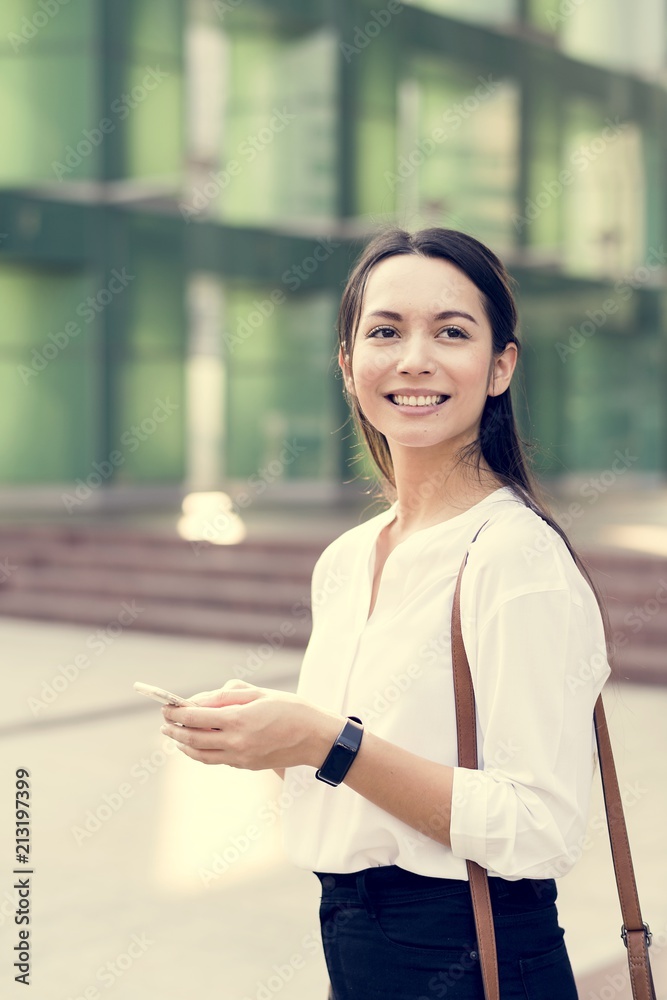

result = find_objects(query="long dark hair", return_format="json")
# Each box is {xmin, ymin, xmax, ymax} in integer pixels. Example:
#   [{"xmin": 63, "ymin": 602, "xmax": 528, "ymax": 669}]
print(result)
[{"xmin": 335, "ymin": 226, "xmax": 614, "ymax": 662}]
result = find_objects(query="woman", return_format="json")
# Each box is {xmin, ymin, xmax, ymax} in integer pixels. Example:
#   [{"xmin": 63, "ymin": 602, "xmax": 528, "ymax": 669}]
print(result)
[{"xmin": 160, "ymin": 227, "xmax": 613, "ymax": 999}]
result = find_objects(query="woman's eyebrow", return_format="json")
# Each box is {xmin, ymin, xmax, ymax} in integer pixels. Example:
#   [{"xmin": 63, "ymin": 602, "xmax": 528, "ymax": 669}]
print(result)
[{"xmin": 364, "ymin": 309, "xmax": 479, "ymax": 326}]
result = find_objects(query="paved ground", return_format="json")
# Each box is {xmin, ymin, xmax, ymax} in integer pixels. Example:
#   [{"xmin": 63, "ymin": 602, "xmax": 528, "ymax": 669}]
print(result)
[{"xmin": 1, "ymin": 615, "xmax": 666, "ymax": 1000}]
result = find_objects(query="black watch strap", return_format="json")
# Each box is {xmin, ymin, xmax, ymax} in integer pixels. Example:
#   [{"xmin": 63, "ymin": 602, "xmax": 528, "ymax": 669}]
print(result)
[{"xmin": 315, "ymin": 716, "xmax": 364, "ymax": 787}]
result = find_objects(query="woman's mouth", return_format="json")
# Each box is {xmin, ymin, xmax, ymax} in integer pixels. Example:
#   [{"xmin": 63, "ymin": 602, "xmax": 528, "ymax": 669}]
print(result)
[{"xmin": 385, "ymin": 393, "xmax": 450, "ymax": 410}]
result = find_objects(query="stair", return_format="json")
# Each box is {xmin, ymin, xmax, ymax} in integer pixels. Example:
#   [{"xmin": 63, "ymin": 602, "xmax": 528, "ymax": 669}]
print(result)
[
  {"xmin": 0, "ymin": 524, "xmax": 664, "ymax": 684},
  {"xmin": 584, "ymin": 549, "xmax": 667, "ymax": 685},
  {"xmin": 0, "ymin": 523, "xmax": 324, "ymax": 650}
]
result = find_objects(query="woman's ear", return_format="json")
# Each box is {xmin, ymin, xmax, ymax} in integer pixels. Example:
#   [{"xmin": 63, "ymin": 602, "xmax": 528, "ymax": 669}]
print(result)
[{"xmin": 488, "ymin": 341, "xmax": 518, "ymax": 397}]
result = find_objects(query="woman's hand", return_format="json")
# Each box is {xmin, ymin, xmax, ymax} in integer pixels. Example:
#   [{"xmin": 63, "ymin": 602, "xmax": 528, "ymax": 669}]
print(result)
[{"xmin": 160, "ymin": 679, "xmax": 345, "ymax": 771}]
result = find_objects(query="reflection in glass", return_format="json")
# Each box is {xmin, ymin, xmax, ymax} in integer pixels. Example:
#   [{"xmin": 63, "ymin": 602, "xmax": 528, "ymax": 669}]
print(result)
[
  {"xmin": 401, "ymin": 0, "xmax": 517, "ymax": 26},
  {"xmin": 396, "ymin": 55, "xmax": 519, "ymax": 252}
]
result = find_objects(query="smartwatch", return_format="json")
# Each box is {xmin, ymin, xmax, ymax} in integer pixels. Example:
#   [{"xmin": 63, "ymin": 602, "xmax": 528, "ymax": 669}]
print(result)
[{"xmin": 315, "ymin": 716, "xmax": 364, "ymax": 787}]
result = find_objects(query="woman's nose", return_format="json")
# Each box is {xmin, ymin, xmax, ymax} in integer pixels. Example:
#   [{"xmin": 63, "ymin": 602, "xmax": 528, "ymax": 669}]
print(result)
[{"xmin": 397, "ymin": 337, "xmax": 435, "ymax": 373}]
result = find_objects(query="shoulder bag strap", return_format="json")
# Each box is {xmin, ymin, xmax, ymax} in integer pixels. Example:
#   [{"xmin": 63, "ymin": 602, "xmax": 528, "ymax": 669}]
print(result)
[
  {"xmin": 451, "ymin": 527, "xmax": 657, "ymax": 1000},
  {"xmin": 451, "ymin": 522, "xmax": 499, "ymax": 1000},
  {"xmin": 593, "ymin": 698, "xmax": 657, "ymax": 998}
]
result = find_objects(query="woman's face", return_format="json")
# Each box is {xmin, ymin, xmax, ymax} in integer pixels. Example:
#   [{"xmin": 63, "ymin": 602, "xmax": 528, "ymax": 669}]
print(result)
[{"xmin": 338, "ymin": 253, "xmax": 517, "ymax": 456}]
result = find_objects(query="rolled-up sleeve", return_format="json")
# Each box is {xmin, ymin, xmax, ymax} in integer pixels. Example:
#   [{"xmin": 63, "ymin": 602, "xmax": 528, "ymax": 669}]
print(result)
[{"xmin": 448, "ymin": 585, "xmax": 611, "ymax": 880}]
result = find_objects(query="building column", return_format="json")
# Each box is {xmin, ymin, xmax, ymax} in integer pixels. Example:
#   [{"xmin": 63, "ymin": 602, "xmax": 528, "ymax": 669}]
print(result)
[{"xmin": 185, "ymin": 273, "xmax": 226, "ymax": 491}]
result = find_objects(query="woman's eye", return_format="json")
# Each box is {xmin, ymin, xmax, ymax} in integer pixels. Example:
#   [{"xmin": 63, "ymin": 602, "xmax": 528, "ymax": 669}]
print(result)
[
  {"xmin": 367, "ymin": 326, "xmax": 397, "ymax": 339},
  {"xmin": 366, "ymin": 326, "xmax": 469, "ymax": 340},
  {"xmin": 440, "ymin": 326, "xmax": 469, "ymax": 339}
]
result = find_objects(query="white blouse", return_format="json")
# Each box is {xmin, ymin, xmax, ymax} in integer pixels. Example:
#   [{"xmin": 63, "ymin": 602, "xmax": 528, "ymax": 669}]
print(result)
[{"xmin": 280, "ymin": 486, "xmax": 611, "ymax": 881}]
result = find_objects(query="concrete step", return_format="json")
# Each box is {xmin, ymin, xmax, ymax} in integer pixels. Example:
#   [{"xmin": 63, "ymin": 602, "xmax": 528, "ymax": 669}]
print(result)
[
  {"xmin": 4, "ymin": 563, "xmax": 312, "ymax": 613},
  {"xmin": 0, "ymin": 526, "xmax": 664, "ymax": 684},
  {"xmin": 0, "ymin": 523, "xmax": 319, "ymax": 647},
  {"xmin": 586, "ymin": 552, "xmax": 667, "ymax": 662},
  {"xmin": 0, "ymin": 535, "xmax": 320, "ymax": 581},
  {"xmin": 603, "ymin": 616, "xmax": 666, "ymax": 647},
  {"xmin": 0, "ymin": 589, "xmax": 312, "ymax": 648},
  {"xmin": 611, "ymin": 643, "xmax": 667, "ymax": 685}
]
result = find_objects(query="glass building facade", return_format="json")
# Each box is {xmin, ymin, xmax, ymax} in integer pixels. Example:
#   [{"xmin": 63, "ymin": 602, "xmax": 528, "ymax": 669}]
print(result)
[{"xmin": 0, "ymin": 0, "xmax": 665, "ymax": 509}]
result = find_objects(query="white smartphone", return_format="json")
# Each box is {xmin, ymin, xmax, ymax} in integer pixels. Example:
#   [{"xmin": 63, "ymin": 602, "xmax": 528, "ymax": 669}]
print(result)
[{"xmin": 133, "ymin": 681, "xmax": 195, "ymax": 707}]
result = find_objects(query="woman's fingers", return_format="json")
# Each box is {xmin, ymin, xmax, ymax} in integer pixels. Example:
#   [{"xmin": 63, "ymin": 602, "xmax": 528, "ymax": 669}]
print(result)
[
  {"xmin": 162, "ymin": 701, "xmax": 244, "ymax": 729},
  {"xmin": 186, "ymin": 687, "xmax": 219, "ymax": 702},
  {"xmin": 159, "ymin": 687, "xmax": 315, "ymax": 771},
  {"xmin": 187, "ymin": 681, "xmax": 262, "ymax": 709},
  {"xmin": 161, "ymin": 718, "xmax": 252, "ymax": 767},
  {"xmin": 173, "ymin": 744, "xmax": 229, "ymax": 766},
  {"xmin": 160, "ymin": 721, "xmax": 229, "ymax": 750}
]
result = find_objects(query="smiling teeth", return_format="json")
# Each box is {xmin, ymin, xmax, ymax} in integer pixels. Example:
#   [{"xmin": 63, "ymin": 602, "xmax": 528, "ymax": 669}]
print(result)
[{"xmin": 390, "ymin": 394, "xmax": 447, "ymax": 407}]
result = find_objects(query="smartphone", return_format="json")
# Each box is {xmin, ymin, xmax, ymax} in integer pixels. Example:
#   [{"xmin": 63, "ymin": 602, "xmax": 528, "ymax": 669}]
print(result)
[{"xmin": 133, "ymin": 681, "xmax": 195, "ymax": 707}]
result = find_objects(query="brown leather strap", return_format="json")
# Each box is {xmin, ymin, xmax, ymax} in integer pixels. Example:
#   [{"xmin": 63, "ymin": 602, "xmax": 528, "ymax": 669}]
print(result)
[
  {"xmin": 451, "ymin": 543, "xmax": 499, "ymax": 1000},
  {"xmin": 594, "ymin": 697, "xmax": 657, "ymax": 1000},
  {"xmin": 451, "ymin": 531, "xmax": 656, "ymax": 1000}
]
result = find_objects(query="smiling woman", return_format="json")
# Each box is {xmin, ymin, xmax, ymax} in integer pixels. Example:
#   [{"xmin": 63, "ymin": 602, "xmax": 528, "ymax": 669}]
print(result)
[
  {"xmin": 159, "ymin": 227, "xmax": 617, "ymax": 1000},
  {"xmin": 340, "ymin": 252, "xmax": 517, "ymax": 463},
  {"xmin": 336, "ymin": 230, "xmax": 523, "ymax": 514}
]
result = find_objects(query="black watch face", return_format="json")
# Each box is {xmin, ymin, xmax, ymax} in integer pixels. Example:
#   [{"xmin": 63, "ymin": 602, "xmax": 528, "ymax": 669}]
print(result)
[
  {"xmin": 319, "ymin": 746, "xmax": 355, "ymax": 785},
  {"xmin": 317, "ymin": 719, "xmax": 363, "ymax": 786}
]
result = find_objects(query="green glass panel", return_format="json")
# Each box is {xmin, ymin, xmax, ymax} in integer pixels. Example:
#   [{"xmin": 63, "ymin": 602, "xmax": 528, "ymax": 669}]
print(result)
[
  {"xmin": 222, "ymin": 27, "xmax": 278, "ymax": 220},
  {"xmin": 226, "ymin": 286, "xmax": 334, "ymax": 368},
  {"xmin": 0, "ymin": 357, "xmax": 97, "ymax": 484},
  {"xmin": 0, "ymin": 264, "xmax": 96, "ymax": 352},
  {"xmin": 516, "ymin": 287, "xmax": 577, "ymax": 475},
  {"xmin": 0, "ymin": 263, "xmax": 99, "ymax": 484},
  {"xmin": 400, "ymin": 53, "xmax": 519, "ymax": 251},
  {"xmin": 519, "ymin": 279, "xmax": 661, "ymax": 473},
  {"xmin": 519, "ymin": 82, "xmax": 563, "ymax": 253},
  {"xmin": 400, "ymin": 0, "xmax": 517, "ymax": 25},
  {"xmin": 226, "ymin": 372, "xmax": 337, "ymax": 481},
  {"xmin": 355, "ymin": 28, "xmax": 397, "ymax": 116},
  {"xmin": 526, "ymin": 0, "xmax": 560, "ymax": 33},
  {"xmin": 120, "ymin": 60, "xmax": 183, "ymax": 180},
  {"xmin": 0, "ymin": 0, "xmax": 96, "ymax": 48},
  {"xmin": 643, "ymin": 126, "xmax": 664, "ymax": 257},
  {"xmin": 216, "ymin": 23, "xmax": 337, "ymax": 224},
  {"xmin": 112, "ymin": 361, "xmax": 184, "ymax": 481},
  {"xmin": 121, "ymin": 252, "xmax": 184, "ymax": 356},
  {"xmin": 124, "ymin": 0, "xmax": 182, "ymax": 58},
  {"xmin": 114, "ymin": 230, "xmax": 184, "ymax": 486},
  {"xmin": 358, "ymin": 117, "xmax": 398, "ymax": 217},
  {"xmin": 559, "ymin": 0, "xmax": 664, "ymax": 76},
  {"xmin": 354, "ymin": 26, "xmax": 398, "ymax": 217},
  {"xmin": 563, "ymin": 328, "xmax": 663, "ymax": 472},
  {"xmin": 224, "ymin": 289, "xmax": 338, "ymax": 480},
  {"xmin": 0, "ymin": 54, "xmax": 97, "ymax": 183},
  {"xmin": 561, "ymin": 98, "xmax": 645, "ymax": 278}
]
